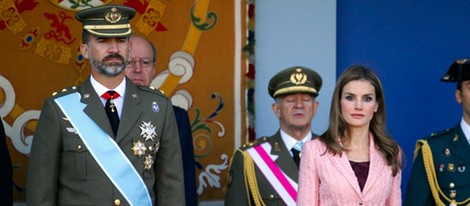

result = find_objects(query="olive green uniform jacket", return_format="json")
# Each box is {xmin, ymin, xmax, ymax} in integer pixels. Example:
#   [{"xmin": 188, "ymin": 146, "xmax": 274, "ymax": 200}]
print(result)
[
  {"xmin": 224, "ymin": 131, "xmax": 301, "ymax": 206},
  {"xmin": 405, "ymin": 124, "xmax": 470, "ymax": 206},
  {"xmin": 27, "ymin": 77, "xmax": 185, "ymax": 206}
]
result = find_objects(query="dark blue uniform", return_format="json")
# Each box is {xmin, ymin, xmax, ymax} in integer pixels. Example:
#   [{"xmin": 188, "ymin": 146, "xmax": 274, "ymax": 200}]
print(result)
[{"xmin": 405, "ymin": 124, "xmax": 470, "ymax": 205}]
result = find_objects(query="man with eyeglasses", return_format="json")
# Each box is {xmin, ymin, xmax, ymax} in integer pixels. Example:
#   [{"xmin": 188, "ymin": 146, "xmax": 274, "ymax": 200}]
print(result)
[
  {"xmin": 125, "ymin": 35, "xmax": 198, "ymax": 206},
  {"xmin": 125, "ymin": 36, "xmax": 156, "ymax": 87}
]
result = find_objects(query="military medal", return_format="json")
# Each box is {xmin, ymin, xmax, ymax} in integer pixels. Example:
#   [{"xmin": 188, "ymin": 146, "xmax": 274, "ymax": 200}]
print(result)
[
  {"xmin": 439, "ymin": 164, "xmax": 445, "ymax": 172},
  {"xmin": 131, "ymin": 140, "xmax": 147, "ymax": 157},
  {"xmin": 144, "ymin": 154, "xmax": 154, "ymax": 170},
  {"xmin": 448, "ymin": 163, "xmax": 455, "ymax": 172},
  {"xmin": 134, "ymin": 121, "xmax": 159, "ymax": 170},
  {"xmin": 449, "ymin": 189, "xmax": 457, "ymax": 199},
  {"xmin": 458, "ymin": 164, "xmax": 465, "ymax": 172},
  {"xmin": 148, "ymin": 141, "xmax": 160, "ymax": 154},
  {"xmin": 102, "ymin": 91, "xmax": 119, "ymax": 113},
  {"xmin": 444, "ymin": 148, "xmax": 451, "ymax": 157},
  {"xmin": 110, "ymin": 99, "xmax": 116, "ymax": 113},
  {"xmin": 139, "ymin": 121, "xmax": 157, "ymax": 141},
  {"xmin": 152, "ymin": 102, "xmax": 159, "ymax": 113}
]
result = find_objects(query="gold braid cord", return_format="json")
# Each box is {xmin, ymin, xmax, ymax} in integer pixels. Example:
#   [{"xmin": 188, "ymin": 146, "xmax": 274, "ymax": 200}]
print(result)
[
  {"xmin": 417, "ymin": 140, "xmax": 470, "ymax": 206},
  {"xmin": 243, "ymin": 150, "xmax": 265, "ymax": 206}
]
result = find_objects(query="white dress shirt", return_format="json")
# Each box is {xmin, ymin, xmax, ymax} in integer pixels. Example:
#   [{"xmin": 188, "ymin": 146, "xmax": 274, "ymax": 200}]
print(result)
[{"xmin": 90, "ymin": 75, "xmax": 126, "ymax": 118}]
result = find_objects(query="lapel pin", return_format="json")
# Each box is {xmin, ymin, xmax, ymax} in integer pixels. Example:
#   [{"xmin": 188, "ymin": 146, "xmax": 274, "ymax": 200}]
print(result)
[
  {"xmin": 444, "ymin": 148, "xmax": 451, "ymax": 157},
  {"xmin": 274, "ymin": 142, "xmax": 281, "ymax": 152},
  {"xmin": 152, "ymin": 102, "xmax": 159, "ymax": 113},
  {"xmin": 448, "ymin": 163, "xmax": 455, "ymax": 172}
]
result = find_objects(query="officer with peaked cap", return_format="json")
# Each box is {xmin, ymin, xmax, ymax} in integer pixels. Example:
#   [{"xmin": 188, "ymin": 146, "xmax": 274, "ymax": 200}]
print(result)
[
  {"xmin": 27, "ymin": 5, "xmax": 185, "ymax": 206},
  {"xmin": 268, "ymin": 66, "xmax": 322, "ymax": 98},
  {"xmin": 75, "ymin": 5, "xmax": 135, "ymax": 37},
  {"xmin": 406, "ymin": 58, "xmax": 470, "ymax": 206},
  {"xmin": 225, "ymin": 66, "xmax": 322, "ymax": 205}
]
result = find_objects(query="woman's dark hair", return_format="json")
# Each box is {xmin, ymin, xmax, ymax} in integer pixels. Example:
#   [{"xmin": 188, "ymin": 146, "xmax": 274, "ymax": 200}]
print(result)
[{"xmin": 321, "ymin": 65, "xmax": 403, "ymax": 176}]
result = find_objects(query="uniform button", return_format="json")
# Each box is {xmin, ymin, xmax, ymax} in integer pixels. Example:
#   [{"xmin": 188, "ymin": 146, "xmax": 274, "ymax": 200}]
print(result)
[
  {"xmin": 449, "ymin": 182, "xmax": 455, "ymax": 188},
  {"xmin": 77, "ymin": 144, "xmax": 82, "ymax": 150},
  {"xmin": 114, "ymin": 199, "xmax": 121, "ymax": 205},
  {"xmin": 269, "ymin": 194, "xmax": 274, "ymax": 199}
]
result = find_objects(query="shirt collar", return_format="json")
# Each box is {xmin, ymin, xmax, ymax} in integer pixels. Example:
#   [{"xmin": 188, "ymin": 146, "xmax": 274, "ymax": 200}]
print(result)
[
  {"xmin": 460, "ymin": 117, "xmax": 470, "ymax": 144},
  {"xmin": 280, "ymin": 129, "xmax": 312, "ymax": 150},
  {"xmin": 90, "ymin": 75, "xmax": 126, "ymax": 98}
]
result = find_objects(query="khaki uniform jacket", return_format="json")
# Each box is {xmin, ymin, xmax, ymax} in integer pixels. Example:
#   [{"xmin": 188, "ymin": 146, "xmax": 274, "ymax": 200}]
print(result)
[
  {"xmin": 224, "ymin": 131, "xmax": 300, "ymax": 206},
  {"xmin": 27, "ymin": 77, "xmax": 185, "ymax": 206}
]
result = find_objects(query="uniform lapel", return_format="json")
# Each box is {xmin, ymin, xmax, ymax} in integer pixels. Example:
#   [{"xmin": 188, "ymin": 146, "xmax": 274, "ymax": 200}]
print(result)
[
  {"xmin": 114, "ymin": 81, "xmax": 142, "ymax": 142},
  {"xmin": 449, "ymin": 125, "xmax": 470, "ymax": 164},
  {"xmin": 80, "ymin": 78, "xmax": 115, "ymax": 137},
  {"xmin": 270, "ymin": 132, "xmax": 299, "ymax": 182}
]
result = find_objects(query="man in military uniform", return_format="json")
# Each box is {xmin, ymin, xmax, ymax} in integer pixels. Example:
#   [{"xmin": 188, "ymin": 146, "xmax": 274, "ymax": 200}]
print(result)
[
  {"xmin": 26, "ymin": 5, "xmax": 185, "ymax": 206},
  {"xmin": 125, "ymin": 35, "xmax": 198, "ymax": 206},
  {"xmin": 224, "ymin": 66, "xmax": 322, "ymax": 206},
  {"xmin": 405, "ymin": 59, "xmax": 470, "ymax": 206}
]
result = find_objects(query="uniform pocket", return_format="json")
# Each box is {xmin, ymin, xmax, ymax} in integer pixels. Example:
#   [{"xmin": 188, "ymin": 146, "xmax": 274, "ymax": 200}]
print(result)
[{"xmin": 63, "ymin": 139, "xmax": 88, "ymax": 180}]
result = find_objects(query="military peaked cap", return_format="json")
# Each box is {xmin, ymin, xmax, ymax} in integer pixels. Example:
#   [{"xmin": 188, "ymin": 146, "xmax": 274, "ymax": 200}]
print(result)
[
  {"xmin": 76, "ymin": 5, "xmax": 135, "ymax": 37},
  {"xmin": 268, "ymin": 66, "xmax": 322, "ymax": 98}
]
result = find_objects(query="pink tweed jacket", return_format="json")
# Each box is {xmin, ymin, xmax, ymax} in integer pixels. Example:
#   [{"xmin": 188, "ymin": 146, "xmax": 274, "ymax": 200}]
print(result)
[{"xmin": 297, "ymin": 137, "xmax": 401, "ymax": 206}]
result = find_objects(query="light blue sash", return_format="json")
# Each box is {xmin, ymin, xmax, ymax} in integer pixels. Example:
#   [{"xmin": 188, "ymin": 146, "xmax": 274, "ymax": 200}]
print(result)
[{"xmin": 55, "ymin": 92, "xmax": 152, "ymax": 206}]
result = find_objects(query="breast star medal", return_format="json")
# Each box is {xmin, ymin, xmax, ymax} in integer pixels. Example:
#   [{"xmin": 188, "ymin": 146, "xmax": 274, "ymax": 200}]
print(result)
[
  {"xmin": 134, "ymin": 121, "xmax": 159, "ymax": 170},
  {"xmin": 131, "ymin": 140, "xmax": 147, "ymax": 157},
  {"xmin": 144, "ymin": 154, "xmax": 154, "ymax": 170},
  {"xmin": 139, "ymin": 121, "xmax": 157, "ymax": 141}
]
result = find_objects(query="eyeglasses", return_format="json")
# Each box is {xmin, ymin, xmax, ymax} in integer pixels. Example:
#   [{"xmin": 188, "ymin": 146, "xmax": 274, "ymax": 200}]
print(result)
[{"xmin": 126, "ymin": 58, "xmax": 154, "ymax": 68}]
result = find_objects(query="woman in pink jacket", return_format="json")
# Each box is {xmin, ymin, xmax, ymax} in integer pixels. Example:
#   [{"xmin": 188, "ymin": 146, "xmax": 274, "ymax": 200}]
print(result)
[{"xmin": 297, "ymin": 65, "xmax": 403, "ymax": 206}]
